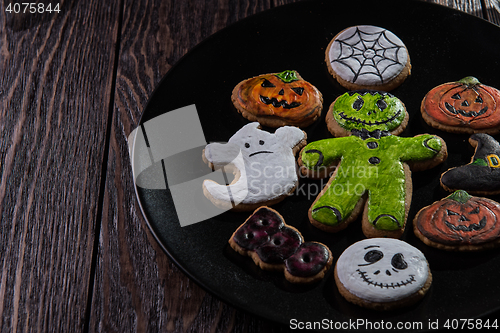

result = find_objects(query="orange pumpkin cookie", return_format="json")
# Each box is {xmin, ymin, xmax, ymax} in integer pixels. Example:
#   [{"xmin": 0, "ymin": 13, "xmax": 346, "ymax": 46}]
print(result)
[
  {"xmin": 231, "ymin": 70, "xmax": 323, "ymax": 128},
  {"xmin": 414, "ymin": 190, "xmax": 500, "ymax": 251},
  {"xmin": 421, "ymin": 77, "xmax": 500, "ymax": 134}
]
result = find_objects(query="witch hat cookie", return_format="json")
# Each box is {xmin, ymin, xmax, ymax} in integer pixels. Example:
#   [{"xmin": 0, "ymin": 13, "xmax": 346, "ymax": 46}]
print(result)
[{"xmin": 441, "ymin": 133, "xmax": 500, "ymax": 195}]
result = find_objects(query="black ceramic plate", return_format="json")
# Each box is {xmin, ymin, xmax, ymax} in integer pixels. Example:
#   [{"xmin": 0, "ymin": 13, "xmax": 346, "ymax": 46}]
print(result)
[{"xmin": 133, "ymin": 0, "xmax": 500, "ymax": 330}]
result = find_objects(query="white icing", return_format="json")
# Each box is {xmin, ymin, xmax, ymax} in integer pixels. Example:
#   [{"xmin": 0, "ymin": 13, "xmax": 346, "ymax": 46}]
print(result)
[
  {"xmin": 328, "ymin": 25, "xmax": 408, "ymax": 86},
  {"xmin": 203, "ymin": 122, "xmax": 305, "ymax": 205},
  {"xmin": 336, "ymin": 238, "xmax": 429, "ymax": 303}
]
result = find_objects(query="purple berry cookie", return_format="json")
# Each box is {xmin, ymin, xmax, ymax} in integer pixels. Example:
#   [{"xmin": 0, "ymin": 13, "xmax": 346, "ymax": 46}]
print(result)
[{"xmin": 229, "ymin": 206, "xmax": 333, "ymax": 284}]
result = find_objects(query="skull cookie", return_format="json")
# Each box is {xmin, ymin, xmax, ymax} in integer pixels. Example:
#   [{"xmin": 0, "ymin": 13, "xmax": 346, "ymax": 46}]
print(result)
[
  {"xmin": 335, "ymin": 238, "xmax": 432, "ymax": 310},
  {"xmin": 203, "ymin": 122, "xmax": 306, "ymax": 211}
]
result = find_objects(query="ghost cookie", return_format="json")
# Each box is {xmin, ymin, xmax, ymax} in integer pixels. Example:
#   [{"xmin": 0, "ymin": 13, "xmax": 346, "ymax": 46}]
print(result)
[
  {"xmin": 326, "ymin": 90, "xmax": 409, "ymax": 137},
  {"xmin": 421, "ymin": 77, "xmax": 500, "ymax": 134},
  {"xmin": 414, "ymin": 190, "xmax": 500, "ymax": 251},
  {"xmin": 335, "ymin": 238, "xmax": 432, "ymax": 310},
  {"xmin": 298, "ymin": 130, "xmax": 447, "ymax": 238},
  {"xmin": 203, "ymin": 122, "xmax": 306, "ymax": 211},
  {"xmin": 441, "ymin": 133, "xmax": 500, "ymax": 195},
  {"xmin": 231, "ymin": 70, "xmax": 323, "ymax": 128},
  {"xmin": 326, "ymin": 25, "xmax": 411, "ymax": 91},
  {"xmin": 229, "ymin": 206, "xmax": 333, "ymax": 284}
]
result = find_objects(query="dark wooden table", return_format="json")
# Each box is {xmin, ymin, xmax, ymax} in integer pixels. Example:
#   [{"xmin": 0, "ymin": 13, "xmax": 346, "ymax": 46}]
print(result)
[{"xmin": 1, "ymin": 0, "xmax": 499, "ymax": 332}]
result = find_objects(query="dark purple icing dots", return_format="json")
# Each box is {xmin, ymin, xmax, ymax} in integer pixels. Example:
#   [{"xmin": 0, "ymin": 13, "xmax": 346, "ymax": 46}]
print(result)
[
  {"xmin": 285, "ymin": 242, "xmax": 331, "ymax": 277},
  {"xmin": 230, "ymin": 207, "xmax": 332, "ymax": 283},
  {"xmin": 255, "ymin": 227, "xmax": 303, "ymax": 264},
  {"xmin": 232, "ymin": 207, "xmax": 284, "ymax": 251},
  {"xmin": 245, "ymin": 206, "xmax": 285, "ymax": 231}
]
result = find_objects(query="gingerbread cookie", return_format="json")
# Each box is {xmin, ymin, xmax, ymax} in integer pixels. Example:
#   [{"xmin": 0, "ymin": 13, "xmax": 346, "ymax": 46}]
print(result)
[
  {"xmin": 203, "ymin": 122, "xmax": 306, "ymax": 211},
  {"xmin": 298, "ymin": 129, "xmax": 447, "ymax": 238},
  {"xmin": 421, "ymin": 77, "xmax": 500, "ymax": 134},
  {"xmin": 325, "ymin": 25, "xmax": 411, "ymax": 91},
  {"xmin": 229, "ymin": 206, "xmax": 333, "ymax": 284},
  {"xmin": 326, "ymin": 90, "xmax": 409, "ymax": 137},
  {"xmin": 414, "ymin": 190, "xmax": 500, "ymax": 251},
  {"xmin": 335, "ymin": 238, "xmax": 432, "ymax": 310},
  {"xmin": 441, "ymin": 133, "xmax": 500, "ymax": 195},
  {"xmin": 231, "ymin": 70, "xmax": 323, "ymax": 128}
]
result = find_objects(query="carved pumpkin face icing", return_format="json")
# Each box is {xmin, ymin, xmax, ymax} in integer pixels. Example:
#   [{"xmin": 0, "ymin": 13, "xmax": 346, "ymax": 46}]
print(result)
[
  {"xmin": 253, "ymin": 72, "xmax": 306, "ymax": 110},
  {"xmin": 414, "ymin": 190, "xmax": 500, "ymax": 249},
  {"xmin": 422, "ymin": 77, "xmax": 500, "ymax": 133},
  {"xmin": 232, "ymin": 70, "xmax": 323, "ymax": 127},
  {"xmin": 331, "ymin": 90, "xmax": 407, "ymax": 132}
]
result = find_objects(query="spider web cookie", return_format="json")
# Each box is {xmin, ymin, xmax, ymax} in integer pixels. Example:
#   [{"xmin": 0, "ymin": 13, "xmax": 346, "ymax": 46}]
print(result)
[{"xmin": 326, "ymin": 25, "xmax": 411, "ymax": 91}]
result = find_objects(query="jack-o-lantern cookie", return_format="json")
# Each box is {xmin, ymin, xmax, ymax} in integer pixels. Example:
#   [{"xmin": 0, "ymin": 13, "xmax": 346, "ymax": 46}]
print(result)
[
  {"xmin": 441, "ymin": 133, "xmax": 500, "ymax": 195},
  {"xmin": 203, "ymin": 122, "xmax": 306, "ymax": 211},
  {"xmin": 231, "ymin": 70, "xmax": 323, "ymax": 128},
  {"xmin": 335, "ymin": 238, "xmax": 432, "ymax": 310},
  {"xmin": 229, "ymin": 206, "xmax": 333, "ymax": 284},
  {"xmin": 414, "ymin": 190, "xmax": 500, "ymax": 251},
  {"xmin": 326, "ymin": 90, "xmax": 409, "ymax": 137},
  {"xmin": 421, "ymin": 77, "xmax": 500, "ymax": 134},
  {"xmin": 326, "ymin": 25, "xmax": 411, "ymax": 91}
]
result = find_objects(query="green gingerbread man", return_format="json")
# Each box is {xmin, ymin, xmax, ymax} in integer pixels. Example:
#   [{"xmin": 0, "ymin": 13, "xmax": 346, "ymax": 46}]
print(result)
[{"xmin": 299, "ymin": 90, "xmax": 448, "ymax": 238}]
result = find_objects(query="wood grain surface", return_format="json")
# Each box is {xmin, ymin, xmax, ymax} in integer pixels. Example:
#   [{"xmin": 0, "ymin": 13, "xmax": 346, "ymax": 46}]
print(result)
[
  {"xmin": 0, "ymin": 0, "xmax": 120, "ymax": 332},
  {"xmin": 88, "ymin": 1, "xmax": 288, "ymax": 332},
  {"xmin": 0, "ymin": 0, "xmax": 499, "ymax": 332}
]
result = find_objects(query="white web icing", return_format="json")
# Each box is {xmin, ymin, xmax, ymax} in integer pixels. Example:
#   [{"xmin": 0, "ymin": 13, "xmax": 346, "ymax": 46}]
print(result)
[
  {"xmin": 336, "ymin": 238, "xmax": 428, "ymax": 303},
  {"xmin": 328, "ymin": 25, "xmax": 408, "ymax": 86}
]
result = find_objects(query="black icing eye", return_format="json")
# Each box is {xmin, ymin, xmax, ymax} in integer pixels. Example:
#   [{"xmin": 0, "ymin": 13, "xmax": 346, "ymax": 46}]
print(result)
[
  {"xmin": 291, "ymin": 87, "xmax": 304, "ymax": 96},
  {"xmin": 376, "ymin": 99, "xmax": 387, "ymax": 111},
  {"xmin": 364, "ymin": 250, "xmax": 383, "ymax": 264},
  {"xmin": 447, "ymin": 209, "xmax": 460, "ymax": 216},
  {"xmin": 475, "ymin": 96, "xmax": 483, "ymax": 103},
  {"xmin": 469, "ymin": 207, "xmax": 480, "ymax": 214},
  {"xmin": 451, "ymin": 93, "xmax": 461, "ymax": 100},
  {"xmin": 261, "ymin": 79, "xmax": 276, "ymax": 88},
  {"xmin": 259, "ymin": 140, "xmax": 265, "ymax": 145},
  {"xmin": 353, "ymin": 97, "xmax": 364, "ymax": 111},
  {"xmin": 245, "ymin": 143, "xmax": 250, "ymax": 148},
  {"xmin": 391, "ymin": 253, "xmax": 408, "ymax": 270}
]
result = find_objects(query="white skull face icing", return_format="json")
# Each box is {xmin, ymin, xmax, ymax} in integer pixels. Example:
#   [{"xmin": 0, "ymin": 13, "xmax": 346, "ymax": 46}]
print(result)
[
  {"xmin": 336, "ymin": 238, "xmax": 429, "ymax": 303},
  {"xmin": 203, "ymin": 122, "xmax": 305, "ymax": 205}
]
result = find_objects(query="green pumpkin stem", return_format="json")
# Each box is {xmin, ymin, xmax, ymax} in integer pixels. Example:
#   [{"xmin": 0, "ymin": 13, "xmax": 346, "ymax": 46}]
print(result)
[
  {"xmin": 458, "ymin": 76, "xmax": 481, "ymax": 87},
  {"xmin": 275, "ymin": 70, "xmax": 299, "ymax": 83},
  {"xmin": 446, "ymin": 190, "xmax": 472, "ymax": 204}
]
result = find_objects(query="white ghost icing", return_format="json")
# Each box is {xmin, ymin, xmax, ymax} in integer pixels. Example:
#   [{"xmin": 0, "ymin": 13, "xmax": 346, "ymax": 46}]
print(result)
[
  {"xmin": 336, "ymin": 238, "xmax": 429, "ymax": 303},
  {"xmin": 203, "ymin": 122, "xmax": 305, "ymax": 206}
]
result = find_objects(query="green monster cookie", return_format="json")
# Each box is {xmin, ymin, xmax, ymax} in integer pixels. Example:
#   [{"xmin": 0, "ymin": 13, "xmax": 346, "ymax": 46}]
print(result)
[
  {"xmin": 299, "ymin": 128, "xmax": 447, "ymax": 238},
  {"xmin": 326, "ymin": 90, "xmax": 409, "ymax": 137}
]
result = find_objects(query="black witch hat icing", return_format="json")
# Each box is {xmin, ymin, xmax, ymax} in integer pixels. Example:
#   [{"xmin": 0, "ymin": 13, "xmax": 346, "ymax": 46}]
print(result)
[{"xmin": 441, "ymin": 133, "xmax": 500, "ymax": 194}]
